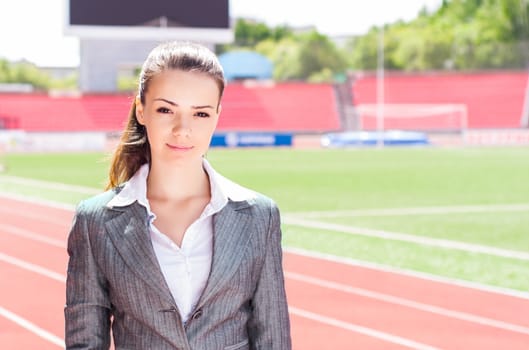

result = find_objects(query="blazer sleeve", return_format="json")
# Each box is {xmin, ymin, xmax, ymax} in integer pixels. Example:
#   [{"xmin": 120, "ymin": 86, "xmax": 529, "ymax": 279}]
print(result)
[
  {"xmin": 64, "ymin": 201, "xmax": 112, "ymax": 350},
  {"xmin": 247, "ymin": 200, "xmax": 292, "ymax": 349}
]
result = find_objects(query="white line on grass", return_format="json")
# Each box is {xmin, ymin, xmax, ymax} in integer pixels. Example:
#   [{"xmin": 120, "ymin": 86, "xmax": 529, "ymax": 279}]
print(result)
[
  {"xmin": 287, "ymin": 203, "xmax": 529, "ymax": 218},
  {"xmin": 284, "ymin": 246, "xmax": 529, "ymax": 300},
  {"xmin": 0, "ymin": 306, "xmax": 64, "ymax": 348},
  {"xmin": 283, "ymin": 216, "xmax": 529, "ymax": 261},
  {"xmin": 289, "ymin": 306, "xmax": 440, "ymax": 350},
  {"xmin": 3, "ymin": 175, "xmax": 529, "ymax": 219},
  {"xmin": 286, "ymin": 271, "xmax": 529, "ymax": 335},
  {"xmin": 0, "ymin": 175, "xmax": 100, "ymax": 195}
]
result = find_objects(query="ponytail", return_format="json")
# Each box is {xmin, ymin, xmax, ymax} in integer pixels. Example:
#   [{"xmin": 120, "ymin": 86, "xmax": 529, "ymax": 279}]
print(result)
[{"xmin": 105, "ymin": 101, "xmax": 150, "ymax": 190}]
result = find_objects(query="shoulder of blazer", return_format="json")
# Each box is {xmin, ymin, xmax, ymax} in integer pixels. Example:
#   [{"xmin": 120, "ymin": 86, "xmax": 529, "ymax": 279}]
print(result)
[
  {"xmin": 75, "ymin": 185, "xmax": 124, "ymax": 217},
  {"xmin": 75, "ymin": 179, "xmax": 279, "ymax": 220},
  {"xmin": 213, "ymin": 172, "xmax": 280, "ymax": 212}
]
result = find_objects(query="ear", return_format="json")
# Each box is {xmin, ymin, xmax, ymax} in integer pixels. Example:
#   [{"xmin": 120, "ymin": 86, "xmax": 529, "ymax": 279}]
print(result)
[
  {"xmin": 135, "ymin": 97, "xmax": 145, "ymax": 125},
  {"xmin": 216, "ymin": 104, "xmax": 222, "ymax": 116}
]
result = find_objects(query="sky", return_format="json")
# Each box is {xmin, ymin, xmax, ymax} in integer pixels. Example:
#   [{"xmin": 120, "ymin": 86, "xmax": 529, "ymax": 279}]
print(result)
[{"xmin": 0, "ymin": 0, "xmax": 442, "ymax": 67}]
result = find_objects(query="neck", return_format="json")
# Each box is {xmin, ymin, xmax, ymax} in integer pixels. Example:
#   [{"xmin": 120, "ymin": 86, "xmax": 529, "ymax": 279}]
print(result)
[{"xmin": 146, "ymin": 158, "xmax": 210, "ymax": 201}]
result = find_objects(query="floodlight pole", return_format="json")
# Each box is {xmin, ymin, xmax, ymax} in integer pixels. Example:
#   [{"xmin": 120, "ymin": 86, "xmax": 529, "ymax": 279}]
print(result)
[
  {"xmin": 521, "ymin": 64, "xmax": 529, "ymax": 128},
  {"xmin": 519, "ymin": 0, "xmax": 529, "ymax": 128},
  {"xmin": 376, "ymin": 25, "xmax": 385, "ymax": 147}
]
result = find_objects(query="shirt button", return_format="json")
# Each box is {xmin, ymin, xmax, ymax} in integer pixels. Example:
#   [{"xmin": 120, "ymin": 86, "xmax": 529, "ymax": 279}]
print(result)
[{"xmin": 192, "ymin": 309, "xmax": 203, "ymax": 320}]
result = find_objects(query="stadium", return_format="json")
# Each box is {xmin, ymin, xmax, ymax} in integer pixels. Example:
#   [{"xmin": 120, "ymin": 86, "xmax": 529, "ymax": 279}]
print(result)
[{"xmin": 0, "ymin": 0, "xmax": 528, "ymax": 349}]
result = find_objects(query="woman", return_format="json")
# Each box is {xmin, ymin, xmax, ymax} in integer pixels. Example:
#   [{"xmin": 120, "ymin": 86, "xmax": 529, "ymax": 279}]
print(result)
[{"xmin": 65, "ymin": 41, "xmax": 291, "ymax": 350}]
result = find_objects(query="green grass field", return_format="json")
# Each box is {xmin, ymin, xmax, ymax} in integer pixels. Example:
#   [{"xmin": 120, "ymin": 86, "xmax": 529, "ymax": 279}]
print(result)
[{"xmin": 1, "ymin": 147, "xmax": 529, "ymax": 292}]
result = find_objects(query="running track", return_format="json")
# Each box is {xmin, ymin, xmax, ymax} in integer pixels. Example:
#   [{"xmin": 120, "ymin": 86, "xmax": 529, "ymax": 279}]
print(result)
[{"xmin": 1, "ymin": 196, "xmax": 529, "ymax": 349}]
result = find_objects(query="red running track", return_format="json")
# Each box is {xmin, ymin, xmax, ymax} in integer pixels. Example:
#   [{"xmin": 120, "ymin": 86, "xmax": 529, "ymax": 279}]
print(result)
[{"xmin": 1, "ymin": 195, "xmax": 529, "ymax": 349}]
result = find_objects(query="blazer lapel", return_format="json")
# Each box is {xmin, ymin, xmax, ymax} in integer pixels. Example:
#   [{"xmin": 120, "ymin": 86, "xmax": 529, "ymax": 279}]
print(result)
[
  {"xmin": 105, "ymin": 202, "xmax": 174, "ymax": 303},
  {"xmin": 197, "ymin": 200, "xmax": 255, "ymax": 307}
]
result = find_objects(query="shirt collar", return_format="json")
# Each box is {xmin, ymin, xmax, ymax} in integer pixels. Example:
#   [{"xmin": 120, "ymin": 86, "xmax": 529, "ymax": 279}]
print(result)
[
  {"xmin": 106, "ymin": 162, "xmax": 151, "ymax": 210},
  {"xmin": 106, "ymin": 158, "xmax": 256, "ymax": 211}
]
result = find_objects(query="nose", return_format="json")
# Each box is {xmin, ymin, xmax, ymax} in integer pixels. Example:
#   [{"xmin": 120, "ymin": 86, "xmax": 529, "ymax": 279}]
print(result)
[{"xmin": 172, "ymin": 114, "xmax": 191, "ymax": 137}]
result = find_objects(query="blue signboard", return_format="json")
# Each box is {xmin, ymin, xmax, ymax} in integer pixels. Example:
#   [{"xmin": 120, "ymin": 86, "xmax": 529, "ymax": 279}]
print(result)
[
  {"xmin": 321, "ymin": 131, "xmax": 430, "ymax": 147},
  {"xmin": 210, "ymin": 132, "xmax": 293, "ymax": 147}
]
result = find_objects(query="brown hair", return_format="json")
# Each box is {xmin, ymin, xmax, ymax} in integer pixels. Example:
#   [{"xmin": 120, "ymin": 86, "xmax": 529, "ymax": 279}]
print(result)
[{"xmin": 106, "ymin": 41, "xmax": 226, "ymax": 190}]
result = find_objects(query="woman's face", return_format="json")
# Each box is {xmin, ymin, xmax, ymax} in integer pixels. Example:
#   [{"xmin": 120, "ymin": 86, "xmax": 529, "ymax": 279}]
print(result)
[{"xmin": 136, "ymin": 69, "xmax": 221, "ymax": 166}]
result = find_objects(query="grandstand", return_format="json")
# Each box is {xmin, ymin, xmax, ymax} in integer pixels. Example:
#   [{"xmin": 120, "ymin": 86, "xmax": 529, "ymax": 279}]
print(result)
[
  {"xmin": 0, "ymin": 71, "xmax": 527, "ymax": 145},
  {"xmin": 0, "ymin": 83, "xmax": 340, "ymax": 133},
  {"xmin": 220, "ymin": 82, "xmax": 340, "ymax": 132}
]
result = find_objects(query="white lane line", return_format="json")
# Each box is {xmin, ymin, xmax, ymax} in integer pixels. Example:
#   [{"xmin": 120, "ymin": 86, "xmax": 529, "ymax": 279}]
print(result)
[
  {"xmin": 289, "ymin": 306, "xmax": 439, "ymax": 350},
  {"xmin": 0, "ymin": 192, "xmax": 76, "ymax": 211},
  {"xmin": 0, "ymin": 247, "xmax": 524, "ymax": 349},
  {"xmin": 1, "ymin": 247, "xmax": 438, "ymax": 350},
  {"xmin": 286, "ymin": 271, "xmax": 529, "ymax": 336},
  {"xmin": 1, "ymin": 250, "xmax": 437, "ymax": 349},
  {"xmin": 0, "ymin": 224, "xmax": 66, "ymax": 248},
  {"xmin": 0, "ymin": 306, "xmax": 64, "ymax": 348},
  {"xmin": 0, "ymin": 207, "xmax": 72, "ymax": 226},
  {"xmin": 0, "ymin": 252, "xmax": 66, "ymax": 283},
  {"xmin": 0, "ymin": 175, "xmax": 100, "ymax": 195},
  {"xmin": 285, "ymin": 247, "xmax": 529, "ymax": 300},
  {"xmin": 283, "ymin": 217, "xmax": 529, "ymax": 261},
  {"xmin": 287, "ymin": 203, "xmax": 529, "ymax": 218}
]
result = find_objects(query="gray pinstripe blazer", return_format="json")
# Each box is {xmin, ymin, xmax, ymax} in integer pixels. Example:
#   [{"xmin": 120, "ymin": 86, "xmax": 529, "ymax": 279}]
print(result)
[{"xmin": 64, "ymin": 183, "xmax": 291, "ymax": 349}]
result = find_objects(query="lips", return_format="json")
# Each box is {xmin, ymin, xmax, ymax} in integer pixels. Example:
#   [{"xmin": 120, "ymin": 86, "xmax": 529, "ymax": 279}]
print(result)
[{"xmin": 166, "ymin": 143, "xmax": 194, "ymax": 150}]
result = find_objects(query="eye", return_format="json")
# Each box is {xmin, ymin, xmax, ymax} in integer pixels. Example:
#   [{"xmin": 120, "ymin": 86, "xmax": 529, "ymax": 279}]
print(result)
[
  {"xmin": 156, "ymin": 107, "xmax": 172, "ymax": 114},
  {"xmin": 195, "ymin": 111, "xmax": 210, "ymax": 118}
]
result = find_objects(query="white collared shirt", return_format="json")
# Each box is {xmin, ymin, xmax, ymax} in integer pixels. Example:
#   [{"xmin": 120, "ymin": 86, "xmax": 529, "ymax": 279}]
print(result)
[{"xmin": 107, "ymin": 159, "xmax": 252, "ymax": 323}]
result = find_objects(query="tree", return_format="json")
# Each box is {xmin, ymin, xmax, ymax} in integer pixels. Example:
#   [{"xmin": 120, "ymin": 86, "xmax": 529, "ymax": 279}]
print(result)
[
  {"xmin": 347, "ymin": 0, "xmax": 529, "ymax": 71},
  {"xmin": 0, "ymin": 58, "xmax": 77, "ymax": 91},
  {"xmin": 500, "ymin": 0, "xmax": 529, "ymax": 40},
  {"xmin": 297, "ymin": 31, "xmax": 348, "ymax": 80},
  {"xmin": 231, "ymin": 18, "xmax": 293, "ymax": 48},
  {"xmin": 0, "ymin": 60, "xmax": 50, "ymax": 89},
  {"xmin": 0, "ymin": 59, "xmax": 9, "ymax": 82},
  {"xmin": 345, "ymin": 28, "xmax": 380, "ymax": 71},
  {"xmin": 234, "ymin": 18, "xmax": 271, "ymax": 47},
  {"xmin": 245, "ymin": 23, "xmax": 347, "ymax": 81},
  {"xmin": 255, "ymin": 38, "xmax": 301, "ymax": 80}
]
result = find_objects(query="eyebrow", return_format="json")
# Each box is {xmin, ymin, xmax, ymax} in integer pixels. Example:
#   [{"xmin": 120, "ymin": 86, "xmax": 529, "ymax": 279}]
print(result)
[{"xmin": 154, "ymin": 98, "xmax": 215, "ymax": 109}]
